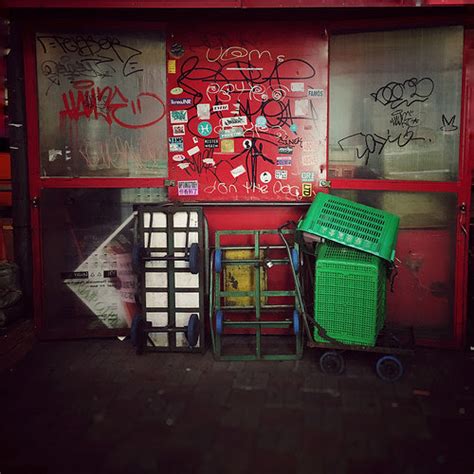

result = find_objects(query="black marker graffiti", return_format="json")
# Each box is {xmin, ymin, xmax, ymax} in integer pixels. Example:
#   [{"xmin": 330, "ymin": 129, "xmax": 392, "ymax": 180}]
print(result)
[
  {"xmin": 37, "ymin": 35, "xmax": 144, "ymax": 81},
  {"xmin": 389, "ymin": 109, "xmax": 420, "ymax": 129},
  {"xmin": 338, "ymin": 128, "xmax": 426, "ymax": 165},
  {"xmin": 440, "ymin": 114, "xmax": 458, "ymax": 132},
  {"xmin": 370, "ymin": 77, "xmax": 434, "ymax": 110}
]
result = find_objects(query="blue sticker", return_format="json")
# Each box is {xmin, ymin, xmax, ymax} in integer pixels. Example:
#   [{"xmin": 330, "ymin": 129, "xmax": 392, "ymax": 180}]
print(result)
[
  {"xmin": 256, "ymin": 116, "xmax": 267, "ymax": 128},
  {"xmin": 198, "ymin": 121, "xmax": 213, "ymax": 137},
  {"xmin": 290, "ymin": 123, "xmax": 298, "ymax": 133}
]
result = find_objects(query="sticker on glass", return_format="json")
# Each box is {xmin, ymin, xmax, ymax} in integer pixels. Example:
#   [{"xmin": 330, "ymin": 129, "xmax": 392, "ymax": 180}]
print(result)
[
  {"xmin": 275, "ymin": 170, "xmax": 288, "ymax": 180},
  {"xmin": 308, "ymin": 88, "xmax": 324, "ymax": 98},
  {"xmin": 170, "ymin": 110, "xmax": 188, "ymax": 124},
  {"xmin": 198, "ymin": 121, "xmax": 213, "ymax": 137},
  {"xmin": 187, "ymin": 145, "xmax": 200, "ymax": 156},
  {"xmin": 276, "ymin": 157, "xmax": 292, "ymax": 166},
  {"xmin": 197, "ymin": 103, "xmax": 211, "ymax": 120},
  {"xmin": 169, "ymin": 137, "xmax": 184, "ymax": 152},
  {"xmin": 301, "ymin": 172, "xmax": 315, "ymax": 182},
  {"xmin": 172, "ymin": 124, "xmax": 186, "ymax": 136},
  {"xmin": 260, "ymin": 171, "xmax": 272, "ymax": 184},
  {"xmin": 170, "ymin": 98, "xmax": 192, "ymax": 106},
  {"xmin": 178, "ymin": 181, "xmax": 198, "ymax": 196},
  {"xmin": 205, "ymin": 138, "xmax": 219, "ymax": 148},
  {"xmin": 221, "ymin": 139, "xmax": 234, "ymax": 153},
  {"xmin": 231, "ymin": 165, "xmax": 246, "ymax": 178}
]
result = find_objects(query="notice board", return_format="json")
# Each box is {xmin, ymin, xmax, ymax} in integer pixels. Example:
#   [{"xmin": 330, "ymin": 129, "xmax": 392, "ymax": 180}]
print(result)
[{"xmin": 167, "ymin": 23, "xmax": 328, "ymax": 201}]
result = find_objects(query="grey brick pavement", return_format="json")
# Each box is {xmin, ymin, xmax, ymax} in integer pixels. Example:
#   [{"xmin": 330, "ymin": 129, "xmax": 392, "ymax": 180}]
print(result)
[{"xmin": 0, "ymin": 337, "xmax": 473, "ymax": 474}]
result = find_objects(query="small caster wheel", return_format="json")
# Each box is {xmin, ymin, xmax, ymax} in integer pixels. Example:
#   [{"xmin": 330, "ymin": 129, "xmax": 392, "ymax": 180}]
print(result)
[
  {"xmin": 375, "ymin": 355, "xmax": 403, "ymax": 382},
  {"xmin": 320, "ymin": 351, "xmax": 345, "ymax": 375},
  {"xmin": 214, "ymin": 249, "xmax": 223, "ymax": 273},
  {"xmin": 185, "ymin": 313, "xmax": 200, "ymax": 347},
  {"xmin": 189, "ymin": 243, "xmax": 200, "ymax": 275},
  {"xmin": 131, "ymin": 314, "xmax": 142, "ymax": 347},
  {"xmin": 216, "ymin": 310, "xmax": 224, "ymax": 335},
  {"xmin": 293, "ymin": 309, "xmax": 300, "ymax": 335},
  {"xmin": 291, "ymin": 248, "xmax": 299, "ymax": 273}
]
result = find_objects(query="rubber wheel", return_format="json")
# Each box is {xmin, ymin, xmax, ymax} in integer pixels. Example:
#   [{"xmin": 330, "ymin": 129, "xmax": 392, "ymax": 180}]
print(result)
[
  {"xmin": 214, "ymin": 249, "xmax": 223, "ymax": 273},
  {"xmin": 293, "ymin": 309, "xmax": 300, "ymax": 335},
  {"xmin": 375, "ymin": 355, "xmax": 403, "ymax": 382},
  {"xmin": 320, "ymin": 351, "xmax": 345, "ymax": 375},
  {"xmin": 291, "ymin": 248, "xmax": 299, "ymax": 273},
  {"xmin": 186, "ymin": 313, "xmax": 200, "ymax": 347},
  {"xmin": 132, "ymin": 246, "xmax": 142, "ymax": 273},
  {"xmin": 189, "ymin": 243, "xmax": 200, "ymax": 275},
  {"xmin": 130, "ymin": 314, "xmax": 142, "ymax": 347},
  {"xmin": 216, "ymin": 310, "xmax": 224, "ymax": 335}
]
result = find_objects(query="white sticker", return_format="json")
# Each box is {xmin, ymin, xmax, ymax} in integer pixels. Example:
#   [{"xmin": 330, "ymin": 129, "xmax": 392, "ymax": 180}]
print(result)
[
  {"xmin": 222, "ymin": 116, "xmax": 248, "ymax": 127},
  {"xmin": 291, "ymin": 82, "xmax": 305, "ymax": 92},
  {"xmin": 48, "ymin": 149, "xmax": 62, "ymax": 162},
  {"xmin": 172, "ymin": 124, "xmax": 186, "ymax": 136},
  {"xmin": 275, "ymin": 170, "xmax": 288, "ymax": 180},
  {"xmin": 202, "ymin": 158, "xmax": 215, "ymax": 165},
  {"xmin": 170, "ymin": 110, "xmax": 188, "ymax": 124},
  {"xmin": 295, "ymin": 99, "xmax": 309, "ymax": 117},
  {"xmin": 178, "ymin": 163, "xmax": 190, "ymax": 169},
  {"xmin": 193, "ymin": 136, "xmax": 199, "ymax": 144},
  {"xmin": 187, "ymin": 145, "xmax": 200, "ymax": 156},
  {"xmin": 213, "ymin": 104, "xmax": 229, "ymax": 112},
  {"xmin": 260, "ymin": 171, "xmax": 272, "ymax": 184},
  {"xmin": 308, "ymin": 88, "xmax": 324, "ymax": 98},
  {"xmin": 172, "ymin": 154, "xmax": 186, "ymax": 162},
  {"xmin": 231, "ymin": 165, "xmax": 246, "ymax": 178},
  {"xmin": 197, "ymin": 103, "xmax": 211, "ymax": 120},
  {"xmin": 178, "ymin": 181, "xmax": 198, "ymax": 196}
]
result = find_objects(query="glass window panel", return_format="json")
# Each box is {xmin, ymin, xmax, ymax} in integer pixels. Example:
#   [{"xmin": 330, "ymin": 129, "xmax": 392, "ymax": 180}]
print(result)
[
  {"xmin": 329, "ymin": 27, "xmax": 463, "ymax": 181},
  {"xmin": 41, "ymin": 188, "xmax": 166, "ymax": 333},
  {"xmin": 36, "ymin": 32, "xmax": 167, "ymax": 177},
  {"xmin": 332, "ymin": 190, "xmax": 456, "ymax": 341}
]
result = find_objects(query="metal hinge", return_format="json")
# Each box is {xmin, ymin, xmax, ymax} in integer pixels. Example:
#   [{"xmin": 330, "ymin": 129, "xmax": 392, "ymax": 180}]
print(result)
[{"xmin": 32, "ymin": 196, "xmax": 40, "ymax": 208}]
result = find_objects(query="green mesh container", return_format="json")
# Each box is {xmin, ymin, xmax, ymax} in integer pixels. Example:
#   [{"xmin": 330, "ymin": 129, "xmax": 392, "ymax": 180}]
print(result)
[
  {"xmin": 297, "ymin": 193, "xmax": 400, "ymax": 262},
  {"xmin": 314, "ymin": 243, "xmax": 386, "ymax": 347}
]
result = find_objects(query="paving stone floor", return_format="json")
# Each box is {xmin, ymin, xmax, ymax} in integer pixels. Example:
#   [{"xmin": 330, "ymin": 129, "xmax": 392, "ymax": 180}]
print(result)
[{"xmin": 0, "ymin": 328, "xmax": 473, "ymax": 474}]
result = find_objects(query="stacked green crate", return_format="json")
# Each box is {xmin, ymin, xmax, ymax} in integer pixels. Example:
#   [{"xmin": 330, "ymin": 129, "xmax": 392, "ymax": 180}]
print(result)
[{"xmin": 314, "ymin": 243, "xmax": 386, "ymax": 346}]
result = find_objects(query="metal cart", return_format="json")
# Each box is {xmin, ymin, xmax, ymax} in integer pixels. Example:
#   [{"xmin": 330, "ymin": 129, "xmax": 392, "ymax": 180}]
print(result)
[{"xmin": 209, "ymin": 229, "xmax": 303, "ymax": 361}]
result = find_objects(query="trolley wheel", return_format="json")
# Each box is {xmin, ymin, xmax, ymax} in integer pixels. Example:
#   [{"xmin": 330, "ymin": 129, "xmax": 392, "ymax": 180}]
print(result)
[
  {"xmin": 131, "ymin": 315, "xmax": 145, "ymax": 355},
  {"xmin": 375, "ymin": 355, "xmax": 403, "ymax": 382},
  {"xmin": 186, "ymin": 313, "xmax": 200, "ymax": 347},
  {"xmin": 189, "ymin": 243, "xmax": 200, "ymax": 275},
  {"xmin": 130, "ymin": 314, "xmax": 142, "ymax": 347},
  {"xmin": 214, "ymin": 249, "xmax": 223, "ymax": 273},
  {"xmin": 293, "ymin": 309, "xmax": 300, "ymax": 335},
  {"xmin": 320, "ymin": 351, "xmax": 345, "ymax": 375},
  {"xmin": 291, "ymin": 248, "xmax": 299, "ymax": 273},
  {"xmin": 132, "ymin": 245, "xmax": 142, "ymax": 272},
  {"xmin": 216, "ymin": 310, "xmax": 224, "ymax": 335}
]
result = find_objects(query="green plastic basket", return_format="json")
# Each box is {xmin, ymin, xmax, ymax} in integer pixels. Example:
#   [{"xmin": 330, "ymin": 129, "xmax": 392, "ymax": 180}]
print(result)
[
  {"xmin": 297, "ymin": 193, "xmax": 400, "ymax": 262},
  {"xmin": 314, "ymin": 243, "xmax": 386, "ymax": 347}
]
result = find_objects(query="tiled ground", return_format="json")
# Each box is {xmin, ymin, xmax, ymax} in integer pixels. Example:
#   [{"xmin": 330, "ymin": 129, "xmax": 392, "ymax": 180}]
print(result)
[{"xmin": 0, "ymin": 322, "xmax": 473, "ymax": 474}]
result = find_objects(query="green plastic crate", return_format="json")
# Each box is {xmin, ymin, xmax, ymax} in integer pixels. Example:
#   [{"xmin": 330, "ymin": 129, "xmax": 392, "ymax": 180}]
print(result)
[
  {"xmin": 297, "ymin": 193, "xmax": 400, "ymax": 262},
  {"xmin": 314, "ymin": 243, "xmax": 386, "ymax": 347}
]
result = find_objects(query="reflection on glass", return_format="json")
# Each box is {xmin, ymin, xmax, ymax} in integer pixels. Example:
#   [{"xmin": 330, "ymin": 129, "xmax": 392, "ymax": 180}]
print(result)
[
  {"xmin": 332, "ymin": 190, "xmax": 456, "ymax": 340},
  {"xmin": 36, "ymin": 32, "xmax": 167, "ymax": 177},
  {"xmin": 41, "ymin": 188, "xmax": 166, "ymax": 333},
  {"xmin": 329, "ymin": 27, "xmax": 463, "ymax": 181}
]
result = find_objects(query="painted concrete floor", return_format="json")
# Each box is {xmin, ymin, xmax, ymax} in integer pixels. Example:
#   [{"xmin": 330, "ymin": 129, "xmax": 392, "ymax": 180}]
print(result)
[{"xmin": 0, "ymin": 322, "xmax": 473, "ymax": 474}]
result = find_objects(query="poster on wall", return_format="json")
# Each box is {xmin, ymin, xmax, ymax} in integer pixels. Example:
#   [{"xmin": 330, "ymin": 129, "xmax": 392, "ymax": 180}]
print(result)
[
  {"xmin": 167, "ymin": 23, "xmax": 328, "ymax": 202},
  {"xmin": 35, "ymin": 32, "xmax": 168, "ymax": 177}
]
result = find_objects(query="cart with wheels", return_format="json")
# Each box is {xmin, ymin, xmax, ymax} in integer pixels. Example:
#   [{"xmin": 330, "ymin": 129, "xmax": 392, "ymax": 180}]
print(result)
[
  {"xmin": 308, "ymin": 325, "xmax": 415, "ymax": 382},
  {"xmin": 131, "ymin": 204, "xmax": 207, "ymax": 354},
  {"xmin": 209, "ymin": 228, "xmax": 303, "ymax": 361}
]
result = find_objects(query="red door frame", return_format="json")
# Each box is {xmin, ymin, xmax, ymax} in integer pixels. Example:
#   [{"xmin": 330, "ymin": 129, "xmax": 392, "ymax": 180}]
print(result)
[{"xmin": 21, "ymin": 10, "xmax": 473, "ymax": 346}]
